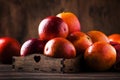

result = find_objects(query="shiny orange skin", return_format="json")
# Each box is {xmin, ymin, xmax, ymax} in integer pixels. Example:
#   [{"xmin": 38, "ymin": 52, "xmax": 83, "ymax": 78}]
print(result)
[
  {"xmin": 108, "ymin": 34, "xmax": 120, "ymax": 44},
  {"xmin": 87, "ymin": 30, "xmax": 109, "ymax": 43},
  {"xmin": 84, "ymin": 41, "xmax": 116, "ymax": 71},
  {"xmin": 0, "ymin": 37, "xmax": 21, "ymax": 64},
  {"xmin": 38, "ymin": 16, "xmax": 69, "ymax": 41},
  {"xmin": 44, "ymin": 37, "xmax": 76, "ymax": 59},
  {"xmin": 56, "ymin": 12, "xmax": 81, "ymax": 34},
  {"xmin": 67, "ymin": 31, "xmax": 93, "ymax": 55}
]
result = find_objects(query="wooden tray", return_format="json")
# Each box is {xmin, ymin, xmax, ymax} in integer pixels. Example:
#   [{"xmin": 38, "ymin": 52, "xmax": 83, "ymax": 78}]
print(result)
[{"xmin": 12, "ymin": 54, "xmax": 84, "ymax": 73}]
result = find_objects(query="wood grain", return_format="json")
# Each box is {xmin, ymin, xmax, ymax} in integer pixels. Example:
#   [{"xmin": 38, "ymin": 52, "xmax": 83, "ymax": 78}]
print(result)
[
  {"xmin": 12, "ymin": 54, "xmax": 85, "ymax": 73},
  {"xmin": 0, "ymin": 0, "xmax": 120, "ymax": 43},
  {"xmin": 13, "ymin": 54, "xmax": 63, "ymax": 73},
  {"xmin": 0, "ymin": 64, "xmax": 120, "ymax": 80}
]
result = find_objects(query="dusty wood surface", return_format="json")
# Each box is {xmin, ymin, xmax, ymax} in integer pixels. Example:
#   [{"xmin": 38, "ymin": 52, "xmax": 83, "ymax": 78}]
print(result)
[
  {"xmin": 0, "ymin": 65, "xmax": 120, "ymax": 80},
  {"xmin": 0, "ymin": 0, "xmax": 120, "ymax": 43},
  {"xmin": 0, "ymin": 72, "xmax": 120, "ymax": 80},
  {"xmin": 0, "ymin": 69, "xmax": 120, "ymax": 80}
]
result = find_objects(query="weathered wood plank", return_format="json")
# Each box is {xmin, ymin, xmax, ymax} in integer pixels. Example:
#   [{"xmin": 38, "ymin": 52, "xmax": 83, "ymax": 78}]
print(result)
[
  {"xmin": 13, "ymin": 54, "xmax": 63, "ymax": 72},
  {"xmin": 12, "ymin": 54, "xmax": 86, "ymax": 73},
  {"xmin": 0, "ymin": 0, "xmax": 120, "ymax": 43},
  {"xmin": 0, "ymin": 64, "xmax": 12, "ymax": 71},
  {"xmin": 63, "ymin": 54, "xmax": 84, "ymax": 73},
  {"xmin": 0, "ymin": 64, "xmax": 120, "ymax": 79},
  {"xmin": 0, "ymin": 71, "xmax": 120, "ymax": 80}
]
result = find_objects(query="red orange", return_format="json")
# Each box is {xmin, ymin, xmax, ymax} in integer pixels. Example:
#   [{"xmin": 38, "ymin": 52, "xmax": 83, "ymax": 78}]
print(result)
[{"xmin": 38, "ymin": 16, "xmax": 68, "ymax": 41}]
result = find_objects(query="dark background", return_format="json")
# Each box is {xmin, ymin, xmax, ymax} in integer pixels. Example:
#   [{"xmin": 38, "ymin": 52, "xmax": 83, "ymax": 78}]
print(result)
[{"xmin": 0, "ymin": 0, "xmax": 120, "ymax": 43}]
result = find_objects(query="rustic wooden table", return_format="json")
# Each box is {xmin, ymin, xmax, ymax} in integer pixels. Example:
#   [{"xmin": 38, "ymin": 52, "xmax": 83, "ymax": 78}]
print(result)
[{"xmin": 0, "ymin": 65, "xmax": 120, "ymax": 80}]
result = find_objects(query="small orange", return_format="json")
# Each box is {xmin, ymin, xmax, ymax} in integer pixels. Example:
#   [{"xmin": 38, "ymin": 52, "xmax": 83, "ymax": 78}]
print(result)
[
  {"xmin": 67, "ymin": 31, "xmax": 93, "ymax": 55},
  {"xmin": 87, "ymin": 30, "xmax": 109, "ymax": 43},
  {"xmin": 108, "ymin": 33, "xmax": 120, "ymax": 44},
  {"xmin": 56, "ymin": 12, "xmax": 81, "ymax": 34}
]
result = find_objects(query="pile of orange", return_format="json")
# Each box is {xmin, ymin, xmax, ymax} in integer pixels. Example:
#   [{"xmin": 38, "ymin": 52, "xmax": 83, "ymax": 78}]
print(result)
[
  {"xmin": 38, "ymin": 12, "xmax": 81, "ymax": 59},
  {"xmin": 21, "ymin": 12, "xmax": 120, "ymax": 72},
  {"xmin": 0, "ymin": 10, "xmax": 119, "ymax": 72}
]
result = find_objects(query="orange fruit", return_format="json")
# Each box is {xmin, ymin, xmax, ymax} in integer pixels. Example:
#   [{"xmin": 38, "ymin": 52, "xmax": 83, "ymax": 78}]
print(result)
[
  {"xmin": 84, "ymin": 41, "xmax": 116, "ymax": 71},
  {"xmin": 56, "ymin": 12, "xmax": 81, "ymax": 34},
  {"xmin": 44, "ymin": 37, "xmax": 76, "ymax": 59},
  {"xmin": 20, "ymin": 38, "xmax": 47, "ymax": 56},
  {"xmin": 87, "ymin": 30, "xmax": 109, "ymax": 43},
  {"xmin": 38, "ymin": 16, "xmax": 68, "ymax": 41},
  {"xmin": 110, "ymin": 41, "xmax": 120, "ymax": 71},
  {"xmin": 67, "ymin": 31, "xmax": 93, "ymax": 55},
  {"xmin": 0, "ymin": 37, "xmax": 21, "ymax": 64},
  {"xmin": 108, "ymin": 33, "xmax": 120, "ymax": 44}
]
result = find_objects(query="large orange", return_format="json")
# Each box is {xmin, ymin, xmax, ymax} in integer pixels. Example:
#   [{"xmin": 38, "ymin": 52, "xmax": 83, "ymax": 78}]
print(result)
[
  {"xmin": 87, "ymin": 30, "xmax": 109, "ymax": 43},
  {"xmin": 44, "ymin": 37, "xmax": 76, "ymax": 59},
  {"xmin": 0, "ymin": 37, "xmax": 21, "ymax": 64},
  {"xmin": 84, "ymin": 41, "xmax": 116, "ymax": 71},
  {"xmin": 56, "ymin": 12, "xmax": 81, "ymax": 34},
  {"xmin": 108, "ymin": 33, "xmax": 120, "ymax": 44}
]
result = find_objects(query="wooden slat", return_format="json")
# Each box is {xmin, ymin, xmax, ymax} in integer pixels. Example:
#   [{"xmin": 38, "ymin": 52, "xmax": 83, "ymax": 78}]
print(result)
[
  {"xmin": 63, "ymin": 54, "xmax": 84, "ymax": 73},
  {"xmin": 13, "ymin": 54, "xmax": 85, "ymax": 73},
  {"xmin": 0, "ymin": 64, "xmax": 120, "ymax": 80},
  {"xmin": 0, "ymin": 65, "xmax": 13, "ymax": 71},
  {"xmin": 13, "ymin": 54, "xmax": 63, "ymax": 73},
  {"xmin": 0, "ymin": 0, "xmax": 120, "ymax": 43},
  {"xmin": 0, "ymin": 72, "xmax": 120, "ymax": 80}
]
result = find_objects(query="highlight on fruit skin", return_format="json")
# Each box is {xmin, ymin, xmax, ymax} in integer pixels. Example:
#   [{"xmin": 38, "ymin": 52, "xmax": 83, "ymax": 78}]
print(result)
[
  {"xmin": 38, "ymin": 16, "xmax": 69, "ymax": 41},
  {"xmin": 0, "ymin": 37, "xmax": 21, "ymax": 64},
  {"xmin": 44, "ymin": 37, "xmax": 76, "ymax": 59},
  {"xmin": 20, "ymin": 38, "xmax": 47, "ymax": 56},
  {"xmin": 108, "ymin": 33, "xmax": 120, "ymax": 44},
  {"xmin": 56, "ymin": 12, "xmax": 81, "ymax": 34}
]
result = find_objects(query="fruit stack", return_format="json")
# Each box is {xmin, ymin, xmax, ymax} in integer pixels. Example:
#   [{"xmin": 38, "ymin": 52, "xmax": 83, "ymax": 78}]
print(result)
[{"xmin": 12, "ymin": 12, "xmax": 120, "ymax": 73}]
